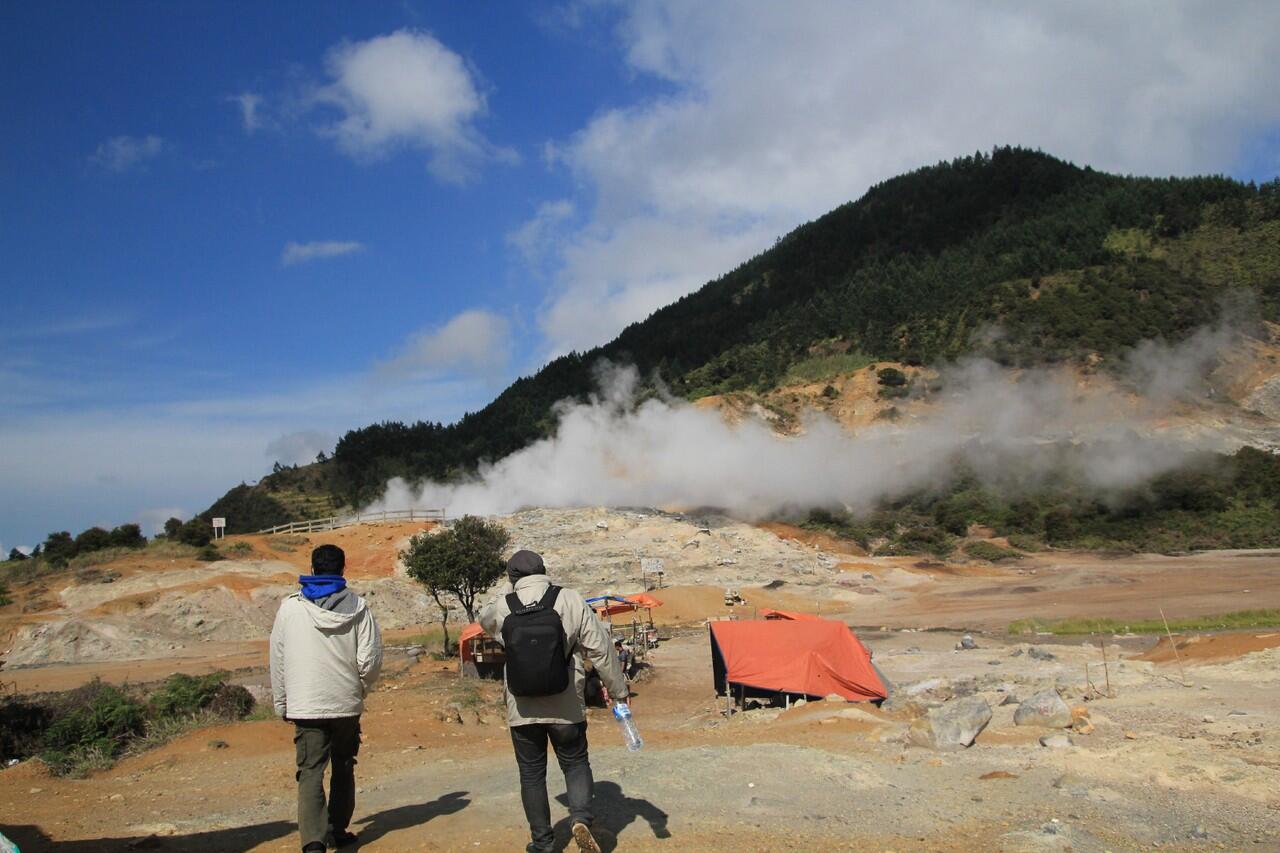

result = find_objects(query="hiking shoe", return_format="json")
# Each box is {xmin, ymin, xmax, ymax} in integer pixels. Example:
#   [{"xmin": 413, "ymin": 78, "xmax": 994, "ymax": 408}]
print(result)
[
  {"xmin": 326, "ymin": 829, "xmax": 358, "ymax": 849},
  {"xmin": 571, "ymin": 821, "xmax": 602, "ymax": 853},
  {"xmin": 303, "ymin": 844, "xmax": 326, "ymax": 853}
]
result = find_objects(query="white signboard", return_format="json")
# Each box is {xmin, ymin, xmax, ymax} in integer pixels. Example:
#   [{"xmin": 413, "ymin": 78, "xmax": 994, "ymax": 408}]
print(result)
[
  {"xmin": 212, "ymin": 517, "xmax": 226, "ymax": 540},
  {"xmin": 212, "ymin": 518, "xmax": 226, "ymax": 529},
  {"xmin": 641, "ymin": 557, "xmax": 664, "ymax": 574}
]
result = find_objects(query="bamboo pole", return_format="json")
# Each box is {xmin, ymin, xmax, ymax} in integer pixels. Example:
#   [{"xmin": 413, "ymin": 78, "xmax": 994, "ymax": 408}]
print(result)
[
  {"xmin": 1159, "ymin": 608, "xmax": 1189, "ymax": 686},
  {"xmin": 1099, "ymin": 638, "xmax": 1113, "ymax": 697}
]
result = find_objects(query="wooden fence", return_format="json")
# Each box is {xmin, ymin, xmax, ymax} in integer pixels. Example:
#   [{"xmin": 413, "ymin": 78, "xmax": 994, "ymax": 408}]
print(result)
[{"xmin": 255, "ymin": 508, "xmax": 446, "ymax": 536}]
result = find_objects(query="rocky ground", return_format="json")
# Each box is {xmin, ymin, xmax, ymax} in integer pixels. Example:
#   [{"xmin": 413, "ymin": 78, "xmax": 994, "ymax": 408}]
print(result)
[{"xmin": 2, "ymin": 508, "xmax": 1279, "ymax": 851}]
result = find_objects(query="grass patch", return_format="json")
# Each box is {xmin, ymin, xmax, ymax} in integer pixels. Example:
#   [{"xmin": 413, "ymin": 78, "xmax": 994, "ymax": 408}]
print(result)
[
  {"xmin": 266, "ymin": 535, "xmax": 309, "ymax": 554},
  {"xmin": 963, "ymin": 540, "xmax": 1024, "ymax": 562},
  {"xmin": 130, "ymin": 709, "xmax": 226, "ymax": 754},
  {"xmin": 0, "ymin": 580, "xmax": 10, "ymax": 606},
  {"xmin": 2, "ymin": 672, "xmax": 259, "ymax": 775},
  {"xmin": 1008, "ymin": 609, "xmax": 1280, "ymax": 636},
  {"xmin": 222, "ymin": 541, "xmax": 254, "ymax": 557},
  {"xmin": 783, "ymin": 351, "xmax": 876, "ymax": 384}
]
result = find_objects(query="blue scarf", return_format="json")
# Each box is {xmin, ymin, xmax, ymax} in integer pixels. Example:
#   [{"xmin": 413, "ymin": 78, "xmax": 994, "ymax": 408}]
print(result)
[{"xmin": 299, "ymin": 574, "xmax": 347, "ymax": 600}]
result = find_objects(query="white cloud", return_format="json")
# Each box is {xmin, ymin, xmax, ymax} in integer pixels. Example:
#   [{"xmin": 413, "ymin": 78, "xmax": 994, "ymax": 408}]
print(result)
[
  {"xmin": 266, "ymin": 430, "xmax": 336, "ymax": 466},
  {"xmin": 526, "ymin": 0, "xmax": 1280, "ymax": 353},
  {"xmin": 226, "ymin": 92, "xmax": 264, "ymax": 133},
  {"xmin": 507, "ymin": 199, "xmax": 575, "ymax": 265},
  {"xmin": 91, "ymin": 135, "xmax": 165, "ymax": 172},
  {"xmin": 280, "ymin": 240, "xmax": 366, "ymax": 266},
  {"xmin": 315, "ymin": 29, "xmax": 514, "ymax": 182},
  {"xmin": 380, "ymin": 310, "xmax": 512, "ymax": 379}
]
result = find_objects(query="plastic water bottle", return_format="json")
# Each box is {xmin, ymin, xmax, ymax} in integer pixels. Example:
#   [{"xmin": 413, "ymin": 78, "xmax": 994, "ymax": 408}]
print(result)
[{"xmin": 613, "ymin": 702, "xmax": 643, "ymax": 751}]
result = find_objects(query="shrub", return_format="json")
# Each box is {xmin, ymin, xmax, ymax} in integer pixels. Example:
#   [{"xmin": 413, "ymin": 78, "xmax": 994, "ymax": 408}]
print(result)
[
  {"xmin": 0, "ymin": 696, "xmax": 51, "ymax": 763},
  {"xmin": 196, "ymin": 545, "xmax": 222, "ymax": 562},
  {"xmin": 1005, "ymin": 533, "xmax": 1045, "ymax": 552},
  {"xmin": 39, "ymin": 680, "xmax": 146, "ymax": 774},
  {"xmin": 821, "ymin": 384, "xmax": 839, "ymax": 399},
  {"xmin": 223, "ymin": 541, "xmax": 253, "ymax": 557},
  {"xmin": 73, "ymin": 527, "xmax": 113, "ymax": 554},
  {"xmin": 876, "ymin": 367, "xmax": 907, "ymax": 387},
  {"xmin": 963, "ymin": 540, "xmax": 1023, "ymax": 562},
  {"xmin": 109, "ymin": 523, "xmax": 147, "ymax": 549},
  {"xmin": 149, "ymin": 672, "xmax": 230, "ymax": 718},
  {"xmin": 177, "ymin": 518, "xmax": 213, "ymax": 547},
  {"xmin": 0, "ymin": 579, "xmax": 10, "ymax": 607}
]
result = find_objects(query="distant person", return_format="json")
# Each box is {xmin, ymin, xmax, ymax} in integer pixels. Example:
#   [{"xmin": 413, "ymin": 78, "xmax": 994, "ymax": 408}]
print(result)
[
  {"xmin": 480, "ymin": 550, "xmax": 629, "ymax": 853},
  {"xmin": 614, "ymin": 639, "xmax": 633, "ymax": 681},
  {"xmin": 270, "ymin": 544, "xmax": 383, "ymax": 853}
]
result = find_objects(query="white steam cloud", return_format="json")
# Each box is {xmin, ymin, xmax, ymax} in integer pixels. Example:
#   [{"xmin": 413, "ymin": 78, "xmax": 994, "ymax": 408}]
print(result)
[{"xmin": 368, "ymin": 326, "xmax": 1245, "ymax": 520}]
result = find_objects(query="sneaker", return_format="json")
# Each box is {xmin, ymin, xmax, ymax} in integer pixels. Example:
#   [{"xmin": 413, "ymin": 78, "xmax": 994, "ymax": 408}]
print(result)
[
  {"xmin": 571, "ymin": 821, "xmax": 602, "ymax": 853},
  {"xmin": 327, "ymin": 829, "xmax": 358, "ymax": 849},
  {"xmin": 303, "ymin": 844, "xmax": 326, "ymax": 853}
]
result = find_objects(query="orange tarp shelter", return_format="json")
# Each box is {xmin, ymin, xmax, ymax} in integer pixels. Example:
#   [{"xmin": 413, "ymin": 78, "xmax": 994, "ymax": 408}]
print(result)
[
  {"xmin": 709, "ymin": 619, "xmax": 887, "ymax": 703},
  {"xmin": 758, "ymin": 608, "xmax": 824, "ymax": 621},
  {"xmin": 459, "ymin": 623, "xmax": 486, "ymax": 663}
]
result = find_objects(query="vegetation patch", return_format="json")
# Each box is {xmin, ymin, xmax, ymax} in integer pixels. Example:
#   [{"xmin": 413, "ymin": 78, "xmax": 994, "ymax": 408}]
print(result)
[
  {"xmin": 0, "ymin": 672, "xmax": 257, "ymax": 776},
  {"xmin": 963, "ymin": 541, "xmax": 1024, "ymax": 562},
  {"xmin": 784, "ymin": 351, "xmax": 876, "ymax": 384},
  {"xmin": 1008, "ymin": 609, "xmax": 1280, "ymax": 636}
]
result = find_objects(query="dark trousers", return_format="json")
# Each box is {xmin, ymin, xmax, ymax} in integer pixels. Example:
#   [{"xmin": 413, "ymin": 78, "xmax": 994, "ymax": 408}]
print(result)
[
  {"xmin": 510, "ymin": 721, "xmax": 593, "ymax": 851},
  {"xmin": 293, "ymin": 716, "xmax": 361, "ymax": 850}
]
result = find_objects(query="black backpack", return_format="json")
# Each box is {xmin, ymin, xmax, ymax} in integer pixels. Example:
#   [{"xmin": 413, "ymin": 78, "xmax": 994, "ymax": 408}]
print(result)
[{"xmin": 501, "ymin": 586, "xmax": 572, "ymax": 697}]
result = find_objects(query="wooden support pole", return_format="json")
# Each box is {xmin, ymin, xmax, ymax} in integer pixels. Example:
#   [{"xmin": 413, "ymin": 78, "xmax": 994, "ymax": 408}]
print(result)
[
  {"xmin": 1159, "ymin": 608, "xmax": 1189, "ymax": 686},
  {"xmin": 1099, "ymin": 638, "xmax": 1113, "ymax": 697}
]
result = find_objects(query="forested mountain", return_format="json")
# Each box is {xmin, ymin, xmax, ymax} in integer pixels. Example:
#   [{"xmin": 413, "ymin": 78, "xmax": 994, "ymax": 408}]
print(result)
[{"xmin": 204, "ymin": 147, "xmax": 1280, "ymax": 529}]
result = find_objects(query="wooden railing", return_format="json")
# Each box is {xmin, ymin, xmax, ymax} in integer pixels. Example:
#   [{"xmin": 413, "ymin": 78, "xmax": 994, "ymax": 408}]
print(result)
[{"xmin": 255, "ymin": 508, "xmax": 446, "ymax": 536}]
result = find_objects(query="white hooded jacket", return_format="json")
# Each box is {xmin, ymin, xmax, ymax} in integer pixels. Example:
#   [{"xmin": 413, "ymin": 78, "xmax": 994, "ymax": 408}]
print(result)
[{"xmin": 269, "ymin": 587, "xmax": 383, "ymax": 719}]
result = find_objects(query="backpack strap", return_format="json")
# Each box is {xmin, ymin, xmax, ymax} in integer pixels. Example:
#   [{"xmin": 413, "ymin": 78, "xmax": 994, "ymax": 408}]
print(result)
[
  {"xmin": 539, "ymin": 585, "xmax": 562, "ymax": 609},
  {"xmin": 505, "ymin": 591, "xmax": 527, "ymax": 614}
]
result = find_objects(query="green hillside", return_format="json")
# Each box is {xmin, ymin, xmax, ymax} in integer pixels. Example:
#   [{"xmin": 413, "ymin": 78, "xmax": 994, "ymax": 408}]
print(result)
[{"xmin": 205, "ymin": 147, "xmax": 1280, "ymax": 526}]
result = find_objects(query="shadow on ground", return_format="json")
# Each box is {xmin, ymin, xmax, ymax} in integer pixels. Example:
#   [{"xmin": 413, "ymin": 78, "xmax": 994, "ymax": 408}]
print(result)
[
  {"xmin": 3, "ymin": 790, "xmax": 472, "ymax": 852},
  {"xmin": 553, "ymin": 780, "xmax": 671, "ymax": 852}
]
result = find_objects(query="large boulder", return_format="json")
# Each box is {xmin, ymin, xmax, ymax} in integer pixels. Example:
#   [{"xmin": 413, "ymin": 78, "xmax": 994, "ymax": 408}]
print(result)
[
  {"xmin": 907, "ymin": 696, "xmax": 992, "ymax": 750},
  {"xmin": 1013, "ymin": 690, "xmax": 1072, "ymax": 728}
]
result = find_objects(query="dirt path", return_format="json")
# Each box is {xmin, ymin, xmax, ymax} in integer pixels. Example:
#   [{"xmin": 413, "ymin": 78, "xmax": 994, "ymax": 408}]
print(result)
[{"xmin": 4, "ymin": 628, "xmax": 1279, "ymax": 852}]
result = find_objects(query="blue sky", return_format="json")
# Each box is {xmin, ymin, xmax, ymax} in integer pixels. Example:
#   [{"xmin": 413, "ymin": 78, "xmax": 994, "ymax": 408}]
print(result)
[{"xmin": 3, "ymin": 1, "xmax": 1279, "ymax": 552}]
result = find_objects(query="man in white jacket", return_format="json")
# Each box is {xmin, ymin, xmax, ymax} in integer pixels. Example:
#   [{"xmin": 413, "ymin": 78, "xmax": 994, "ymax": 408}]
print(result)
[{"xmin": 270, "ymin": 544, "xmax": 382, "ymax": 853}]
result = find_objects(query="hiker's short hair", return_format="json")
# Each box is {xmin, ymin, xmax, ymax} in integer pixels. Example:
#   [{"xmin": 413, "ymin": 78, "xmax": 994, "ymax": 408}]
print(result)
[{"xmin": 311, "ymin": 544, "xmax": 345, "ymax": 574}]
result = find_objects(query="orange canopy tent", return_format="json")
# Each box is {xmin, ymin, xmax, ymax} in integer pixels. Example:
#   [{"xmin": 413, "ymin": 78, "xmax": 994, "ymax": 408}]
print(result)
[
  {"xmin": 709, "ymin": 619, "xmax": 887, "ymax": 703},
  {"xmin": 758, "ymin": 608, "xmax": 824, "ymax": 621},
  {"xmin": 587, "ymin": 593, "xmax": 663, "ymax": 618},
  {"xmin": 459, "ymin": 623, "xmax": 486, "ymax": 663}
]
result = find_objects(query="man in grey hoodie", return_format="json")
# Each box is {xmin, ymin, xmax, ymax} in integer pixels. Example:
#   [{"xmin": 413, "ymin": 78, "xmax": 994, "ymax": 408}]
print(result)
[
  {"xmin": 480, "ymin": 550, "xmax": 629, "ymax": 853},
  {"xmin": 270, "ymin": 544, "xmax": 382, "ymax": 853}
]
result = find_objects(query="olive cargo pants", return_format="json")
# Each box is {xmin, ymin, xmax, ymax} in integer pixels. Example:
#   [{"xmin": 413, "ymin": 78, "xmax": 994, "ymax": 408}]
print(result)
[{"xmin": 293, "ymin": 716, "xmax": 361, "ymax": 850}]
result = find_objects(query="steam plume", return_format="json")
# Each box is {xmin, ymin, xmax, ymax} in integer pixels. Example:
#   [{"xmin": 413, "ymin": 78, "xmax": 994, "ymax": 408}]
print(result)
[{"xmin": 369, "ymin": 324, "xmax": 1247, "ymax": 520}]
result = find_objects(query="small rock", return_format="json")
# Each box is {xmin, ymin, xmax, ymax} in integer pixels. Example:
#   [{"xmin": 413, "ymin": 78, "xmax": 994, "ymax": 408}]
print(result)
[
  {"xmin": 987, "ymin": 660, "xmax": 1002, "ymax": 666},
  {"xmin": 1227, "ymin": 709, "xmax": 1248, "ymax": 717},
  {"xmin": 207, "ymin": 739, "xmax": 229, "ymax": 750},
  {"xmin": 29, "ymin": 787, "xmax": 43, "ymax": 794},
  {"xmin": 1014, "ymin": 690, "xmax": 1073, "ymax": 728},
  {"xmin": 1010, "ymin": 648, "xmax": 1024, "ymax": 657},
  {"xmin": 1124, "ymin": 730, "xmax": 1137, "ymax": 740},
  {"xmin": 823, "ymin": 693, "xmax": 846, "ymax": 703},
  {"xmin": 1190, "ymin": 826, "xmax": 1209, "ymax": 840},
  {"xmin": 405, "ymin": 646, "xmax": 425, "ymax": 658},
  {"xmin": 1202, "ymin": 715, "xmax": 1216, "ymax": 724},
  {"xmin": 1039, "ymin": 733, "xmax": 1073, "ymax": 748},
  {"xmin": 110, "ymin": 793, "xmax": 125, "ymax": 801},
  {"xmin": 957, "ymin": 635, "xmax": 978, "ymax": 650},
  {"xmin": 999, "ymin": 693, "xmax": 1019, "ymax": 706},
  {"xmin": 1028, "ymin": 647, "xmax": 1057, "ymax": 661}
]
